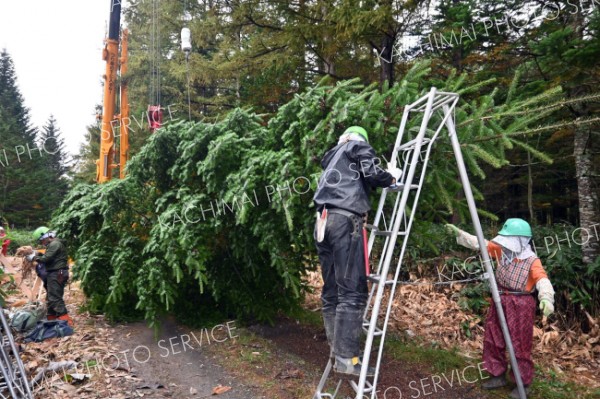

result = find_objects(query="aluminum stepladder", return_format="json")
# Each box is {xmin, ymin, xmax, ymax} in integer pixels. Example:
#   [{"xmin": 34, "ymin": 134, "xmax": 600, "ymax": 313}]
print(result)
[
  {"xmin": 313, "ymin": 87, "xmax": 527, "ymax": 399},
  {"xmin": 0, "ymin": 305, "xmax": 33, "ymax": 399}
]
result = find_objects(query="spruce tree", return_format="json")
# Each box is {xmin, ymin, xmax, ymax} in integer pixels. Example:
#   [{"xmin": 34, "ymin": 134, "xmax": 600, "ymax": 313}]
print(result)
[
  {"xmin": 0, "ymin": 49, "xmax": 47, "ymax": 227},
  {"xmin": 37, "ymin": 115, "xmax": 70, "ymax": 219}
]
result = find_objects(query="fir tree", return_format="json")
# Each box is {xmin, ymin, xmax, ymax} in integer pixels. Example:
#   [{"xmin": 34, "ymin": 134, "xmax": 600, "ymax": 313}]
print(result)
[
  {"xmin": 37, "ymin": 115, "xmax": 70, "ymax": 219},
  {"xmin": 0, "ymin": 49, "xmax": 47, "ymax": 227},
  {"xmin": 39, "ymin": 115, "xmax": 69, "ymax": 176}
]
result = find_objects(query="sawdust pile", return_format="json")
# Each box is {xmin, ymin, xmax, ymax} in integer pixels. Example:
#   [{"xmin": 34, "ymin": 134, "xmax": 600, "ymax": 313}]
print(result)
[{"xmin": 304, "ymin": 270, "xmax": 600, "ymax": 389}]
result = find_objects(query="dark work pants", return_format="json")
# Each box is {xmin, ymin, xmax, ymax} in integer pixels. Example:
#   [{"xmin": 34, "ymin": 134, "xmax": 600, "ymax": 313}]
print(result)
[
  {"xmin": 315, "ymin": 212, "xmax": 368, "ymax": 358},
  {"xmin": 46, "ymin": 269, "xmax": 69, "ymax": 316}
]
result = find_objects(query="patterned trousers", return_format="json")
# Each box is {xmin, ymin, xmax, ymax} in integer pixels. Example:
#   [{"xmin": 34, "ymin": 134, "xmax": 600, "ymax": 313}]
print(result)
[{"xmin": 483, "ymin": 294, "xmax": 536, "ymax": 385}]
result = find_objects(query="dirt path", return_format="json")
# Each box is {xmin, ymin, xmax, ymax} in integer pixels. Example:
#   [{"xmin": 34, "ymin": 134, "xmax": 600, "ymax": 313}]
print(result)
[
  {"xmin": 2, "ymin": 256, "xmax": 262, "ymax": 398},
  {"xmin": 112, "ymin": 317, "xmax": 263, "ymax": 399},
  {"xmin": 247, "ymin": 319, "xmax": 500, "ymax": 399}
]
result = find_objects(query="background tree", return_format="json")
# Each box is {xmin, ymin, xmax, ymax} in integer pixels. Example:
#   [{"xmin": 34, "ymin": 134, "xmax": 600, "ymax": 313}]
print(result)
[
  {"xmin": 37, "ymin": 115, "xmax": 70, "ymax": 219},
  {"xmin": 0, "ymin": 49, "xmax": 48, "ymax": 227},
  {"xmin": 524, "ymin": 1, "xmax": 600, "ymax": 262}
]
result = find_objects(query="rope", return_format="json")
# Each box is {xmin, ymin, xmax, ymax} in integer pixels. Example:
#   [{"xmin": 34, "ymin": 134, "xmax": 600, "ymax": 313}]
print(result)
[
  {"xmin": 186, "ymin": 56, "xmax": 191, "ymax": 121},
  {"xmin": 395, "ymin": 276, "xmax": 484, "ymax": 286},
  {"xmin": 149, "ymin": 0, "xmax": 161, "ymax": 106},
  {"xmin": 156, "ymin": 0, "xmax": 161, "ymax": 106},
  {"xmin": 183, "ymin": 0, "xmax": 191, "ymax": 120}
]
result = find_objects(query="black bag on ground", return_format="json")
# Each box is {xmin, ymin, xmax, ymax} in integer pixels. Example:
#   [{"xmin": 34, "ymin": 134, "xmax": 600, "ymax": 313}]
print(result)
[{"xmin": 24, "ymin": 320, "xmax": 74, "ymax": 343}]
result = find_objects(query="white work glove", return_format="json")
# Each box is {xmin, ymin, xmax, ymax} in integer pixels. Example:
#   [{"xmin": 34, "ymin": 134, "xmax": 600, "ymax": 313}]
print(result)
[
  {"xmin": 447, "ymin": 226, "xmax": 485, "ymax": 250},
  {"xmin": 536, "ymin": 278, "xmax": 555, "ymax": 316},
  {"xmin": 25, "ymin": 252, "xmax": 37, "ymax": 262},
  {"xmin": 386, "ymin": 164, "xmax": 402, "ymax": 184},
  {"xmin": 445, "ymin": 224, "xmax": 460, "ymax": 236},
  {"xmin": 539, "ymin": 299, "xmax": 554, "ymax": 317}
]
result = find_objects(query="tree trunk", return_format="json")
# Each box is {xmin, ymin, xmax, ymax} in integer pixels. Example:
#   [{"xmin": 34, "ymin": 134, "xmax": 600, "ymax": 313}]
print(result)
[
  {"xmin": 380, "ymin": 34, "xmax": 395, "ymax": 86},
  {"xmin": 527, "ymin": 151, "xmax": 534, "ymax": 222},
  {"xmin": 573, "ymin": 125, "xmax": 600, "ymax": 264}
]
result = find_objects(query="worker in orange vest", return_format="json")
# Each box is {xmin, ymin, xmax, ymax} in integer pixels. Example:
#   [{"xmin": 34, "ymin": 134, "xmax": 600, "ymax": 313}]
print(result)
[{"xmin": 447, "ymin": 219, "xmax": 555, "ymax": 398}]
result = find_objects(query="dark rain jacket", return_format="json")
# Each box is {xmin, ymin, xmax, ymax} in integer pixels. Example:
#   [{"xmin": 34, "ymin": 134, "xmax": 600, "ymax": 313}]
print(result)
[
  {"xmin": 34, "ymin": 239, "xmax": 68, "ymax": 272},
  {"xmin": 313, "ymin": 140, "xmax": 394, "ymax": 215}
]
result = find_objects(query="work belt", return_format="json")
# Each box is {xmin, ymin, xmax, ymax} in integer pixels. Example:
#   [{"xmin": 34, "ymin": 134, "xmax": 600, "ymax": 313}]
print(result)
[
  {"xmin": 47, "ymin": 267, "xmax": 68, "ymax": 273},
  {"xmin": 499, "ymin": 291, "xmax": 534, "ymax": 296},
  {"xmin": 326, "ymin": 208, "xmax": 363, "ymax": 219},
  {"xmin": 498, "ymin": 285, "xmax": 535, "ymax": 296},
  {"xmin": 498, "ymin": 287, "xmax": 534, "ymax": 296}
]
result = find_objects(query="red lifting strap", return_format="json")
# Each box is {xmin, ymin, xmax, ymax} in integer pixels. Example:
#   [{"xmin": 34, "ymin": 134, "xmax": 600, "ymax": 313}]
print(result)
[{"xmin": 148, "ymin": 105, "xmax": 163, "ymax": 132}]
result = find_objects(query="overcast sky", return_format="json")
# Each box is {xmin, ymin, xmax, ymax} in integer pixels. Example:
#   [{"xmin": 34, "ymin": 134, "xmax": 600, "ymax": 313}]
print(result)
[{"xmin": 0, "ymin": 0, "xmax": 126, "ymax": 156}]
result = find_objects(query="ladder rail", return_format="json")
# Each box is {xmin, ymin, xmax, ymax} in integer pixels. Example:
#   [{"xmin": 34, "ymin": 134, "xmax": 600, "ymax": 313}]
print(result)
[
  {"xmin": 368, "ymin": 101, "xmax": 459, "ymax": 397},
  {"xmin": 444, "ymin": 104, "xmax": 527, "ymax": 399},
  {"xmin": 0, "ymin": 342, "xmax": 19, "ymax": 398},
  {"xmin": 356, "ymin": 87, "xmax": 438, "ymax": 397},
  {"xmin": 388, "ymin": 103, "xmax": 412, "ymax": 169},
  {"xmin": 313, "ymin": 359, "xmax": 342, "ymax": 399},
  {"xmin": 364, "ymin": 189, "xmax": 403, "ymax": 323},
  {"xmin": 0, "ymin": 305, "xmax": 33, "ymax": 399}
]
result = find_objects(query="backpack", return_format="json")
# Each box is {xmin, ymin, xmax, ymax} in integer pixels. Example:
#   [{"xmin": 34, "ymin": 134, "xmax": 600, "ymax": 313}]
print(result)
[
  {"xmin": 24, "ymin": 320, "xmax": 74, "ymax": 343},
  {"xmin": 9, "ymin": 302, "xmax": 46, "ymax": 334},
  {"xmin": 36, "ymin": 262, "xmax": 48, "ymax": 282}
]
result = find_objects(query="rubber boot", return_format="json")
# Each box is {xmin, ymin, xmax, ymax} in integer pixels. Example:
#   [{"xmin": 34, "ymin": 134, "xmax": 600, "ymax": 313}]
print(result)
[
  {"xmin": 333, "ymin": 309, "xmax": 374, "ymax": 377},
  {"xmin": 323, "ymin": 311, "xmax": 336, "ymax": 360},
  {"xmin": 334, "ymin": 355, "xmax": 375, "ymax": 377},
  {"xmin": 510, "ymin": 385, "xmax": 530, "ymax": 398},
  {"xmin": 482, "ymin": 374, "xmax": 507, "ymax": 390},
  {"xmin": 57, "ymin": 314, "xmax": 74, "ymax": 327}
]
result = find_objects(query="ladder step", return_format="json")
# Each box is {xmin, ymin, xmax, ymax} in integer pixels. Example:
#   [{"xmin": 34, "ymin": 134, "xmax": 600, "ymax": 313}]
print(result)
[
  {"xmin": 362, "ymin": 322, "xmax": 384, "ymax": 337},
  {"xmin": 374, "ymin": 230, "xmax": 406, "ymax": 237},
  {"xmin": 364, "ymin": 224, "xmax": 407, "ymax": 237},
  {"xmin": 367, "ymin": 275, "xmax": 394, "ymax": 285},
  {"xmin": 397, "ymin": 137, "xmax": 431, "ymax": 151},
  {"xmin": 350, "ymin": 378, "xmax": 374, "ymax": 394},
  {"xmin": 388, "ymin": 183, "xmax": 419, "ymax": 192}
]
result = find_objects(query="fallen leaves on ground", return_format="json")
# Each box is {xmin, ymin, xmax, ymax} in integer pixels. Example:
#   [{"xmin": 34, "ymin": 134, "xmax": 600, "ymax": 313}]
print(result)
[
  {"xmin": 304, "ymin": 269, "xmax": 600, "ymax": 389},
  {"xmin": 3, "ymin": 256, "xmax": 137, "ymax": 399},
  {"xmin": 212, "ymin": 384, "xmax": 232, "ymax": 395}
]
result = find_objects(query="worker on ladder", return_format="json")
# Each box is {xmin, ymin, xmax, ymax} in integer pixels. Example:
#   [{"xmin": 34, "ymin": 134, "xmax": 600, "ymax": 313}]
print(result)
[
  {"xmin": 446, "ymin": 219, "xmax": 555, "ymax": 398},
  {"xmin": 27, "ymin": 227, "xmax": 73, "ymax": 327},
  {"xmin": 313, "ymin": 126, "xmax": 401, "ymax": 377}
]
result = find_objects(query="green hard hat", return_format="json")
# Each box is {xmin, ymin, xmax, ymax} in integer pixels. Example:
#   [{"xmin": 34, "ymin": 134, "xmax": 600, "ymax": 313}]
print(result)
[
  {"xmin": 344, "ymin": 126, "xmax": 369, "ymax": 142},
  {"xmin": 32, "ymin": 226, "xmax": 50, "ymax": 241},
  {"xmin": 498, "ymin": 218, "xmax": 532, "ymax": 237}
]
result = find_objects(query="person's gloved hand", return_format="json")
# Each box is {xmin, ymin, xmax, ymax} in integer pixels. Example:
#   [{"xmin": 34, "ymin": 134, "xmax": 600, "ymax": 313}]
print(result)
[
  {"xmin": 539, "ymin": 299, "xmax": 554, "ymax": 317},
  {"xmin": 386, "ymin": 164, "xmax": 402, "ymax": 184},
  {"xmin": 445, "ymin": 224, "xmax": 460, "ymax": 236}
]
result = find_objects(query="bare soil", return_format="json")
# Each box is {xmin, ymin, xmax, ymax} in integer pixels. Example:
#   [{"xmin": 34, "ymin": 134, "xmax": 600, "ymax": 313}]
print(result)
[
  {"xmin": 246, "ymin": 317, "xmax": 504, "ymax": 399},
  {"xmin": 112, "ymin": 317, "xmax": 263, "ymax": 399}
]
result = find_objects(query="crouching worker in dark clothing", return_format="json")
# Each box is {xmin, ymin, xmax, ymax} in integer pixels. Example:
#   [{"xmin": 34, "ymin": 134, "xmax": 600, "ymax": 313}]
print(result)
[
  {"xmin": 27, "ymin": 227, "xmax": 73, "ymax": 327},
  {"xmin": 313, "ymin": 126, "xmax": 400, "ymax": 377}
]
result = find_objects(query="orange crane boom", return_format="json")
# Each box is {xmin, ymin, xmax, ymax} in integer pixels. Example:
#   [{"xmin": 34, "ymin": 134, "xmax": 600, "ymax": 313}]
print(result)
[
  {"xmin": 97, "ymin": 0, "xmax": 121, "ymax": 183},
  {"xmin": 119, "ymin": 29, "xmax": 129, "ymax": 179}
]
